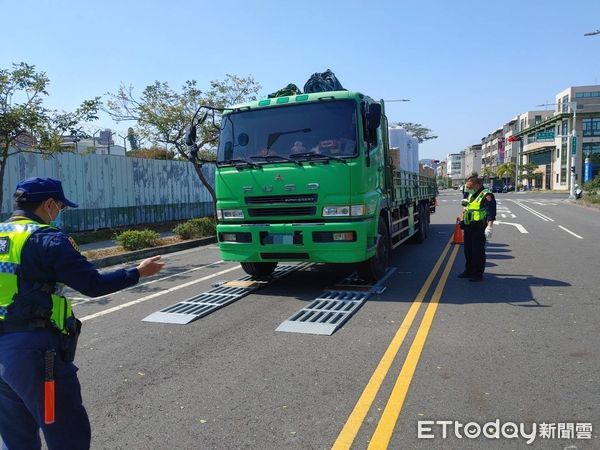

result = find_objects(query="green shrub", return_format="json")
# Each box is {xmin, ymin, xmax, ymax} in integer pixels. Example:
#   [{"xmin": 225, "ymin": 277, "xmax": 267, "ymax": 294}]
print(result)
[
  {"xmin": 116, "ymin": 229, "xmax": 160, "ymax": 250},
  {"xmin": 583, "ymin": 174, "xmax": 600, "ymax": 194},
  {"xmin": 173, "ymin": 217, "xmax": 216, "ymax": 240}
]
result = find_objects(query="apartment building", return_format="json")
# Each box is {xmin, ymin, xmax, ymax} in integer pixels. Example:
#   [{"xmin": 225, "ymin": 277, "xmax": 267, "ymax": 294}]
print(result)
[
  {"xmin": 512, "ymin": 85, "xmax": 600, "ymax": 190},
  {"xmin": 447, "ymin": 152, "xmax": 464, "ymax": 186},
  {"xmin": 463, "ymin": 144, "xmax": 482, "ymax": 178},
  {"xmin": 481, "ymin": 129, "xmax": 502, "ymax": 175}
]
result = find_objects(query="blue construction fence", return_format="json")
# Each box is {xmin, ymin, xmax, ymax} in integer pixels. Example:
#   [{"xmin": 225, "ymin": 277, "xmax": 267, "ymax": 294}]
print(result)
[{"xmin": 1, "ymin": 152, "xmax": 215, "ymax": 232}]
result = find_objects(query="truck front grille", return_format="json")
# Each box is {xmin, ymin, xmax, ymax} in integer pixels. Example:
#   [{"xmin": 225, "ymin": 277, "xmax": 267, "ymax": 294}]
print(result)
[
  {"xmin": 245, "ymin": 194, "xmax": 317, "ymax": 205},
  {"xmin": 248, "ymin": 207, "xmax": 316, "ymax": 217}
]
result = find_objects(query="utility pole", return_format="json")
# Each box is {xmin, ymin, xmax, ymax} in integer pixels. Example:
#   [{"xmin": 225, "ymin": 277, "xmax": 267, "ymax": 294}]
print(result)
[
  {"xmin": 91, "ymin": 129, "xmax": 101, "ymax": 153},
  {"xmin": 118, "ymin": 133, "xmax": 128, "ymax": 154},
  {"xmin": 568, "ymin": 102, "xmax": 578, "ymax": 199},
  {"xmin": 106, "ymin": 130, "xmax": 116, "ymax": 155}
]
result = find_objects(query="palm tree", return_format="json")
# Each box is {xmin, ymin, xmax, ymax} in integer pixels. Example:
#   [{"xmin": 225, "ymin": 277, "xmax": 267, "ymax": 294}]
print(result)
[
  {"xmin": 520, "ymin": 162, "xmax": 537, "ymax": 188},
  {"xmin": 497, "ymin": 162, "xmax": 516, "ymax": 185},
  {"xmin": 482, "ymin": 166, "xmax": 495, "ymax": 184}
]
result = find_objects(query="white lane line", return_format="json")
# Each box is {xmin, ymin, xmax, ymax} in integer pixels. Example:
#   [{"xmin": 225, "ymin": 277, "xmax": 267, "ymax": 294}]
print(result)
[
  {"xmin": 512, "ymin": 201, "xmax": 554, "ymax": 222},
  {"xmin": 558, "ymin": 225, "xmax": 583, "ymax": 239},
  {"xmin": 79, "ymin": 266, "xmax": 241, "ymax": 322},
  {"xmin": 495, "ymin": 221, "xmax": 528, "ymax": 233},
  {"xmin": 518, "ymin": 202, "xmax": 554, "ymax": 221},
  {"xmin": 70, "ymin": 260, "xmax": 225, "ymax": 303}
]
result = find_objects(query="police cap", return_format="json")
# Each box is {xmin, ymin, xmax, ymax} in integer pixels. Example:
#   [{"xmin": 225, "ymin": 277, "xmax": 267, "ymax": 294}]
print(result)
[{"xmin": 14, "ymin": 177, "xmax": 79, "ymax": 208}]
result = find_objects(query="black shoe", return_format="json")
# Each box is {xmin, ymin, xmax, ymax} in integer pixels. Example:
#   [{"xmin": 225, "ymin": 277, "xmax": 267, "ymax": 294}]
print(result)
[
  {"xmin": 469, "ymin": 275, "xmax": 483, "ymax": 282},
  {"xmin": 457, "ymin": 271, "xmax": 474, "ymax": 278}
]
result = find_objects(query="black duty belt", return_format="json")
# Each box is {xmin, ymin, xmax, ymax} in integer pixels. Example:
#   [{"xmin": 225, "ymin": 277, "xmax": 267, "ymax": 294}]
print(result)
[
  {"xmin": 465, "ymin": 220, "xmax": 487, "ymax": 226},
  {"xmin": 0, "ymin": 320, "xmax": 53, "ymax": 334}
]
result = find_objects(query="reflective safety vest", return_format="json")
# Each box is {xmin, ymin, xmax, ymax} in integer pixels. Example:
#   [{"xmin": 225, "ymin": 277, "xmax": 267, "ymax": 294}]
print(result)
[
  {"xmin": 463, "ymin": 189, "xmax": 491, "ymax": 225},
  {"xmin": 0, "ymin": 218, "xmax": 74, "ymax": 334}
]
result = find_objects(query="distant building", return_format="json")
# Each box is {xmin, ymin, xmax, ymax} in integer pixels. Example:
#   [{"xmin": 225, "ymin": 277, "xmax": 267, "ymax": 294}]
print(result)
[
  {"xmin": 513, "ymin": 85, "xmax": 600, "ymax": 190},
  {"xmin": 463, "ymin": 144, "xmax": 482, "ymax": 179},
  {"xmin": 60, "ymin": 129, "xmax": 126, "ymax": 156},
  {"xmin": 447, "ymin": 152, "xmax": 464, "ymax": 186},
  {"xmin": 436, "ymin": 160, "xmax": 447, "ymax": 178}
]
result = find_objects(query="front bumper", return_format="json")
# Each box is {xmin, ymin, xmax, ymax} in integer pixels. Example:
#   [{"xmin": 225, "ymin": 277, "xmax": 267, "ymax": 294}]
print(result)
[{"xmin": 217, "ymin": 219, "xmax": 376, "ymax": 263}]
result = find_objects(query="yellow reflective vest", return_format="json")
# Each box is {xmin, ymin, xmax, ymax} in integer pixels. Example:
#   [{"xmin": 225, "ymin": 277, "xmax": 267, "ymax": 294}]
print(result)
[
  {"xmin": 0, "ymin": 218, "xmax": 74, "ymax": 334},
  {"xmin": 463, "ymin": 189, "xmax": 491, "ymax": 225}
]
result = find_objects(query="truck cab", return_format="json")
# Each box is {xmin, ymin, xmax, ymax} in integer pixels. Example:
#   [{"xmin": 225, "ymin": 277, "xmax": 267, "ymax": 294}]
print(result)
[{"xmin": 214, "ymin": 91, "xmax": 435, "ymax": 280}]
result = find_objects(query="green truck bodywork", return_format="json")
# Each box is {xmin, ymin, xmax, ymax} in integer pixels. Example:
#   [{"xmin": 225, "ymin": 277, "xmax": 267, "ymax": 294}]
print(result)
[{"xmin": 214, "ymin": 90, "xmax": 437, "ymax": 280}]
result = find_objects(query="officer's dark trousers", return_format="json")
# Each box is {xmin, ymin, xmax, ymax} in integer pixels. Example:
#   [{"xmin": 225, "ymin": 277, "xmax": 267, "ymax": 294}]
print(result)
[
  {"xmin": 0, "ymin": 331, "xmax": 91, "ymax": 450},
  {"xmin": 463, "ymin": 221, "xmax": 486, "ymax": 276}
]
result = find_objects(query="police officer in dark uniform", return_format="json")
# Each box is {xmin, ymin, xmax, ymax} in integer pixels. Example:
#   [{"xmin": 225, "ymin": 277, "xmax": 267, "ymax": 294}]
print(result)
[
  {"xmin": 457, "ymin": 174, "xmax": 496, "ymax": 282},
  {"xmin": 0, "ymin": 177, "xmax": 165, "ymax": 449}
]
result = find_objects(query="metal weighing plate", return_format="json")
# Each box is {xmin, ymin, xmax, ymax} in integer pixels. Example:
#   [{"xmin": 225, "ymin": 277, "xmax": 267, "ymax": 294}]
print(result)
[
  {"xmin": 142, "ymin": 264, "xmax": 305, "ymax": 324},
  {"xmin": 276, "ymin": 267, "xmax": 396, "ymax": 335}
]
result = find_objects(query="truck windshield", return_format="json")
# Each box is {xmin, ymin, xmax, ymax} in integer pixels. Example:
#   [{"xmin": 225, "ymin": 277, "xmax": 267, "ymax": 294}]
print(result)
[{"xmin": 217, "ymin": 100, "xmax": 358, "ymax": 164}]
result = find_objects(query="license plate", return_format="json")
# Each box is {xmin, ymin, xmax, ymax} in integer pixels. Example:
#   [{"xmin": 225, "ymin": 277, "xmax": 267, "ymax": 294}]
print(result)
[{"xmin": 265, "ymin": 233, "xmax": 293, "ymax": 245}]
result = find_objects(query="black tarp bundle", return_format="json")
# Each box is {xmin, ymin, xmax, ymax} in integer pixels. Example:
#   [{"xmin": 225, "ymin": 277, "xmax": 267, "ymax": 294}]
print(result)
[
  {"xmin": 303, "ymin": 69, "xmax": 345, "ymax": 93},
  {"xmin": 267, "ymin": 69, "xmax": 345, "ymax": 98}
]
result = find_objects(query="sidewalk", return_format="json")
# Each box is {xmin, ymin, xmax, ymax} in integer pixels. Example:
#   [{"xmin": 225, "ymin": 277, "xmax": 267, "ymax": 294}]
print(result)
[{"xmin": 78, "ymin": 232, "xmax": 215, "ymax": 269}]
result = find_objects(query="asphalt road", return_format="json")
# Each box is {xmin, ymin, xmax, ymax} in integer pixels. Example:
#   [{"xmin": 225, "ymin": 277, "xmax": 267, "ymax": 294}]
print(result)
[{"xmin": 66, "ymin": 190, "xmax": 599, "ymax": 449}]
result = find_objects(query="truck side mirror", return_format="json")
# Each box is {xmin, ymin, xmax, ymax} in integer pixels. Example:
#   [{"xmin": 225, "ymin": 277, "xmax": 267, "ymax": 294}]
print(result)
[
  {"xmin": 184, "ymin": 125, "xmax": 197, "ymax": 146},
  {"xmin": 366, "ymin": 103, "xmax": 382, "ymax": 130}
]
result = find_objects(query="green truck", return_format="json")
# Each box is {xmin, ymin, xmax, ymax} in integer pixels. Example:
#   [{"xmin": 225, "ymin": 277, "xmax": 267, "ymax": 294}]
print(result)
[{"xmin": 213, "ymin": 90, "xmax": 437, "ymax": 281}]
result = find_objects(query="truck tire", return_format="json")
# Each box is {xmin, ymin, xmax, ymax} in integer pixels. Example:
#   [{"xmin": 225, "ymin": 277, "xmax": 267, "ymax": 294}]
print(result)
[
  {"xmin": 421, "ymin": 204, "xmax": 429, "ymax": 240},
  {"xmin": 240, "ymin": 262, "xmax": 278, "ymax": 278},
  {"xmin": 358, "ymin": 219, "xmax": 390, "ymax": 282},
  {"xmin": 411, "ymin": 204, "xmax": 427, "ymax": 244}
]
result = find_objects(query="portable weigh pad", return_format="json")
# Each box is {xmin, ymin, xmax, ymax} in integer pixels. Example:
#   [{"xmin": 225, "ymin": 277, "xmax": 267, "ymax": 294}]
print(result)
[
  {"xmin": 276, "ymin": 267, "xmax": 396, "ymax": 335},
  {"xmin": 142, "ymin": 264, "xmax": 304, "ymax": 324}
]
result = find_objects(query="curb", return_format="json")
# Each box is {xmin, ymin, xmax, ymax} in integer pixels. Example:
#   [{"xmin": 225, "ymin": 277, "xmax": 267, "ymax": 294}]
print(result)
[
  {"xmin": 89, "ymin": 236, "xmax": 217, "ymax": 269},
  {"xmin": 563, "ymin": 199, "xmax": 600, "ymax": 213}
]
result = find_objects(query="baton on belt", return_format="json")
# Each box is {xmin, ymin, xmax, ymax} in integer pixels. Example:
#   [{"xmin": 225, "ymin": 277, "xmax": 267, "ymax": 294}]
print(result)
[{"xmin": 44, "ymin": 350, "xmax": 55, "ymax": 424}]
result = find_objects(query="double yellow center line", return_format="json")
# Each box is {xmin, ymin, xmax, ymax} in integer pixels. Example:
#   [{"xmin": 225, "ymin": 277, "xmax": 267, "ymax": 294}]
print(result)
[{"xmin": 332, "ymin": 237, "xmax": 460, "ymax": 449}]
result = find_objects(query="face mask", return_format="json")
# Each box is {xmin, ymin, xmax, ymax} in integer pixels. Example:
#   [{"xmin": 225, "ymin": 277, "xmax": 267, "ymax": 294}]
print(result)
[{"xmin": 45, "ymin": 200, "xmax": 62, "ymax": 227}]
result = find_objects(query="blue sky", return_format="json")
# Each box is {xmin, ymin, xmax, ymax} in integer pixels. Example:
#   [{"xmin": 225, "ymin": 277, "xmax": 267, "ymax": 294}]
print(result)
[{"xmin": 2, "ymin": 0, "xmax": 600, "ymax": 160}]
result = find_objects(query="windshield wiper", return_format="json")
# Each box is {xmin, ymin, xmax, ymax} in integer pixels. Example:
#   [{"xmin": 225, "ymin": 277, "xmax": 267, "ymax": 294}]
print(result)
[
  {"xmin": 289, "ymin": 151, "xmax": 347, "ymax": 164},
  {"xmin": 249, "ymin": 155, "xmax": 302, "ymax": 166},
  {"xmin": 217, "ymin": 158, "xmax": 261, "ymax": 168}
]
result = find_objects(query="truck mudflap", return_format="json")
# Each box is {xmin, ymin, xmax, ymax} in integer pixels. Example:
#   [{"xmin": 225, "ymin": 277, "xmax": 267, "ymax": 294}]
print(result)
[{"xmin": 217, "ymin": 219, "xmax": 377, "ymax": 264}]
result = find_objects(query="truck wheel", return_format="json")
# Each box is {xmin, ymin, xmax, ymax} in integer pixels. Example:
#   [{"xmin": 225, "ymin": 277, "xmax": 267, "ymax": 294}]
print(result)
[
  {"xmin": 240, "ymin": 262, "xmax": 278, "ymax": 278},
  {"xmin": 411, "ymin": 204, "xmax": 427, "ymax": 244},
  {"xmin": 358, "ymin": 219, "xmax": 390, "ymax": 282}
]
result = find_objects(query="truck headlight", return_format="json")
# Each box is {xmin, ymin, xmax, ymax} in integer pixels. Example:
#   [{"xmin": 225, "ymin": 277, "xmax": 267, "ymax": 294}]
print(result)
[
  {"xmin": 351, "ymin": 205, "xmax": 365, "ymax": 216},
  {"xmin": 322, "ymin": 205, "xmax": 365, "ymax": 217},
  {"xmin": 219, "ymin": 209, "xmax": 244, "ymax": 219},
  {"xmin": 323, "ymin": 206, "xmax": 350, "ymax": 217}
]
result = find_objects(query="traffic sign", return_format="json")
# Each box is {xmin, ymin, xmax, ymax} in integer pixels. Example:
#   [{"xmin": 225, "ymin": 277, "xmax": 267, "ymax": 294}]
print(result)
[{"xmin": 536, "ymin": 131, "xmax": 555, "ymax": 141}]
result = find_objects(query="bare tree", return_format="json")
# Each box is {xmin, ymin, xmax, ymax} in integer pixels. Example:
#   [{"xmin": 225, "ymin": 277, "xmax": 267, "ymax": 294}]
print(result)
[{"xmin": 104, "ymin": 75, "xmax": 261, "ymax": 212}]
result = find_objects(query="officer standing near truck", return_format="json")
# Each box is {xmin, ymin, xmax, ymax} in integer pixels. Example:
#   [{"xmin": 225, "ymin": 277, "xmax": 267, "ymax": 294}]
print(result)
[
  {"xmin": 458, "ymin": 174, "xmax": 496, "ymax": 282},
  {"xmin": 0, "ymin": 177, "xmax": 165, "ymax": 450}
]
